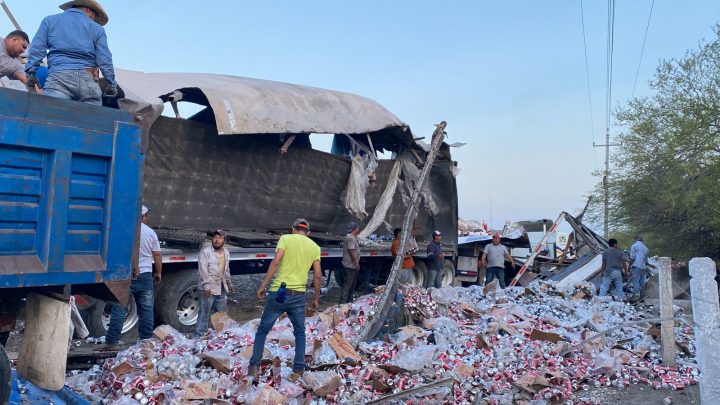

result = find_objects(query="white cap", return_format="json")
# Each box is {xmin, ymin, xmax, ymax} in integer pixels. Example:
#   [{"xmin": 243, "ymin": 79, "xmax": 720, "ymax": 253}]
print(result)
[{"xmin": 141, "ymin": 205, "xmax": 149, "ymax": 215}]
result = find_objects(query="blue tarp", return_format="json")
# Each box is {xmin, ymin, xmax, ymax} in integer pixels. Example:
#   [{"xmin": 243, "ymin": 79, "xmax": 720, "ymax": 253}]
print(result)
[{"xmin": 9, "ymin": 370, "xmax": 89, "ymax": 405}]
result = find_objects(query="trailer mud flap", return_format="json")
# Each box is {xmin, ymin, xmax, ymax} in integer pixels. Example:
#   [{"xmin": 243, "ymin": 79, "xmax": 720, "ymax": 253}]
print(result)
[{"xmin": 105, "ymin": 279, "xmax": 131, "ymax": 306}]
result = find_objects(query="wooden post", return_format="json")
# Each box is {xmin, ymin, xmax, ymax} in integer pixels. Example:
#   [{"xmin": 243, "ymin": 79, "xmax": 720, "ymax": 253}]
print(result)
[
  {"xmin": 352, "ymin": 122, "xmax": 446, "ymax": 347},
  {"xmin": 689, "ymin": 257, "xmax": 720, "ymax": 404},
  {"xmin": 658, "ymin": 257, "xmax": 675, "ymax": 366}
]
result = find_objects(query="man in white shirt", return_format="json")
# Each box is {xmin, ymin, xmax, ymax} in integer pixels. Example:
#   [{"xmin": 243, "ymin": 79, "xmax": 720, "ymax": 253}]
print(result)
[{"xmin": 106, "ymin": 205, "xmax": 161, "ymax": 344}]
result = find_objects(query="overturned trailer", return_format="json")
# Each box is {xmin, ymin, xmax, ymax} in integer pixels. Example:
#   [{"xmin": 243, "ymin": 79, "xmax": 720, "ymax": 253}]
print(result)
[{"xmin": 76, "ymin": 70, "xmax": 460, "ymax": 335}]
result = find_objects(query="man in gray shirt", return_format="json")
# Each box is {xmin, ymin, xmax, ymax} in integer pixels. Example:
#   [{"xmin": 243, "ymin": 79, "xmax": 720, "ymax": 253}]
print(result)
[
  {"xmin": 339, "ymin": 221, "xmax": 361, "ymax": 303},
  {"xmin": 425, "ymin": 230, "xmax": 445, "ymax": 289},
  {"xmin": 1, "ymin": 31, "xmax": 30, "ymax": 84},
  {"xmin": 481, "ymin": 233, "xmax": 514, "ymax": 288},
  {"xmin": 629, "ymin": 235, "xmax": 649, "ymax": 300},
  {"xmin": 599, "ymin": 238, "xmax": 629, "ymax": 300}
]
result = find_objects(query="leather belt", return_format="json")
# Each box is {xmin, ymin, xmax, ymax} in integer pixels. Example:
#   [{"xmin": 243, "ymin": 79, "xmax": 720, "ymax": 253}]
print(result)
[{"xmin": 285, "ymin": 289, "xmax": 305, "ymax": 295}]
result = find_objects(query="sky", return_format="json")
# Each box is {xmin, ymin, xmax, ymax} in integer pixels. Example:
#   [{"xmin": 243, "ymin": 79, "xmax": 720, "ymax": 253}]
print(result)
[{"xmin": 4, "ymin": 1, "xmax": 719, "ymax": 230}]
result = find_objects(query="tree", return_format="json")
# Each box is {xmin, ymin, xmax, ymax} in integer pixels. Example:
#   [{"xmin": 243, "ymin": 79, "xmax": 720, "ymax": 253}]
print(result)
[{"xmin": 590, "ymin": 24, "xmax": 720, "ymax": 259}]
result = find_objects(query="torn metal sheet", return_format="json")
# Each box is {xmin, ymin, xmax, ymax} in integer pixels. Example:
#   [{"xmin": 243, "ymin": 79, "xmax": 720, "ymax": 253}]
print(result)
[{"xmin": 115, "ymin": 69, "xmax": 407, "ymax": 136}]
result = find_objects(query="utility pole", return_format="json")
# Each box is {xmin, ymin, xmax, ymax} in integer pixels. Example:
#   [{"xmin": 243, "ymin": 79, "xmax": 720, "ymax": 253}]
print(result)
[{"xmin": 594, "ymin": 127, "xmax": 619, "ymax": 239}]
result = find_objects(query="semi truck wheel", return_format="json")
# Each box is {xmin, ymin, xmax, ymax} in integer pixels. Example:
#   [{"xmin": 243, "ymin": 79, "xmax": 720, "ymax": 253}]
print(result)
[
  {"xmin": 441, "ymin": 260, "xmax": 457, "ymax": 287},
  {"xmin": 0, "ymin": 344, "xmax": 9, "ymax": 405},
  {"xmin": 155, "ymin": 269, "xmax": 199, "ymax": 333},
  {"xmin": 83, "ymin": 297, "xmax": 138, "ymax": 337},
  {"xmin": 411, "ymin": 261, "xmax": 427, "ymax": 287}
]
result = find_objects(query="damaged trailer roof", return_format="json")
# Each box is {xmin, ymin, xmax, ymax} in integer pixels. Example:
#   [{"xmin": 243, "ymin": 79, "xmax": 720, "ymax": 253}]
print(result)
[{"xmin": 115, "ymin": 69, "xmax": 409, "ymax": 137}]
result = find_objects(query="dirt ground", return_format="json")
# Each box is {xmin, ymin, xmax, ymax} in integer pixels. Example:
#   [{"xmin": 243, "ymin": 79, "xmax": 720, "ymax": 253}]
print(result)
[{"xmin": 582, "ymin": 384, "xmax": 700, "ymax": 404}]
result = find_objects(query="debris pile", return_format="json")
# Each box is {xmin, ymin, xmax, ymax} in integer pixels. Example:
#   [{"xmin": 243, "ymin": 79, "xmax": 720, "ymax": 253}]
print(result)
[{"xmin": 66, "ymin": 281, "xmax": 698, "ymax": 404}]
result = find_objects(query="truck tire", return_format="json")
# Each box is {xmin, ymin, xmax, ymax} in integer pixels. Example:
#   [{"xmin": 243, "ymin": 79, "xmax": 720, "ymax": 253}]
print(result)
[
  {"xmin": 155, "ymin": 269, "xmax": 200, "ymax": 333},
  {"xmin": 411, "ymin": 261, "xmax": 427, "ymax": 287},
  {"xmin": 441, "ymin": 259, "xmax": 457, "ymax": 287},
  {"xmin": 82, "ymin": 297, "xmax": 138, "ymax": 338},
  {"xmin": 0, "ymin": 345, "xmax": 9, "ymax": 405}
]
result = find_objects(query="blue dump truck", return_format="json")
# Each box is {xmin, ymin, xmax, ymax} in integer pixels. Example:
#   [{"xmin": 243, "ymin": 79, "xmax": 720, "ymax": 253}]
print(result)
[{"xmin": 0, "ymin": 88, "xmax": 144, "ymax": 401}]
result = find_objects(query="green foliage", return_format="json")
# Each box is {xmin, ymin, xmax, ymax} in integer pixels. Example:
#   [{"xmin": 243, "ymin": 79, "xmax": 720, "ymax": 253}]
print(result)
[{"xmin": 590, "ymin": 24, "xmax": 720, "ymax": 259}]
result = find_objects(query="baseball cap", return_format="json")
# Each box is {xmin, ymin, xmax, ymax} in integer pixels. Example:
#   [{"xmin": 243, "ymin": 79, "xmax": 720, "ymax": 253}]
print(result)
[
  {"xmin": 213, "ymin": 229, "xmax": 226, "ymax": 238},
  {"xmin": 492, "ymin": 232, "xmax": 501, "ymax": 239},
  {"xmin": 141, "ymin": 205, "xmax": 150, "ymax": 215},
  {"xmin": 346, "ymin": 221, "xmax": 359, "ymax": 233},
  {"xmin": 293, "ymin": 218, "xmax": 310, "ymax": 231},
  {"xmin": 432, "ymin": 230, "xmax": 442, "ymax": 237}
]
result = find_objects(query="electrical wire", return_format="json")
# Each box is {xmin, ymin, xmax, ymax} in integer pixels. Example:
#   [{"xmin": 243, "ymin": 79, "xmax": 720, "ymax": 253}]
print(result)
[
  {"xmin": 632, "ymin": 0, "xmax": 655, "ymax": 99},
  {"xmin": 605, "ymin": 0, "xmax": 615, "ymax": 131},
  {"xmin": 580, "ymin": 0, "xmax": 598, "ymax": 168}
]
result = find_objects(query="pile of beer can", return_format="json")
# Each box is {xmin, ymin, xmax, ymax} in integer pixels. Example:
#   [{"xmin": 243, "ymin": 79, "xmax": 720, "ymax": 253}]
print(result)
[{"xmin": 66, "ymin": 281, "xmax": 698, "ymax": 404}]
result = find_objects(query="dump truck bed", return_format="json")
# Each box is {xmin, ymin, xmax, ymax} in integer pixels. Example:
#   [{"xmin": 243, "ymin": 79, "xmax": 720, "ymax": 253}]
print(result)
[{"xmin": 0, "ymin": 89, "xmax": 143, "ymax": 298}]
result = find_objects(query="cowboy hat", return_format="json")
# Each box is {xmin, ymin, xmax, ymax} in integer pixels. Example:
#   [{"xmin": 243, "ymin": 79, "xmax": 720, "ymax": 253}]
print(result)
[{"xmin": 59, "ymin": 0, "xmax": 109, "ymax": 26}]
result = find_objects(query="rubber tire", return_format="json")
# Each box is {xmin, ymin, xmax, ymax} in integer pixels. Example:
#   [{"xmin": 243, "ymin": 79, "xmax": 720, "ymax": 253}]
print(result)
[
  {"xmin": 0, "ymin": 345, "xmax": 10, "ymax": 405},
  {"xmin": 154, "ymin": 269, "xmax": 199, "ymax": 334},
  {"xmin": 82, "ymin": 298, "xmax": 138, "ymax": 338},
  {"xmin": 412, "ymin": 260, "xmax": 428, "ymax": 287},
  {"xmin": 441, "ymin": 259, "xmax": 457, "ymax": 287}
]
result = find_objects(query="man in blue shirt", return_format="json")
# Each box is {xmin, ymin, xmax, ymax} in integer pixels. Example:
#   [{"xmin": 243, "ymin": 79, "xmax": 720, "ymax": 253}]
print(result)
[
  {"xmin": 25, "ymin": 0, "xmax": 116, "ymax": 105},
  {"xmin": 629, "ymin": 235, "xmax": 650, "ymax": 300}
]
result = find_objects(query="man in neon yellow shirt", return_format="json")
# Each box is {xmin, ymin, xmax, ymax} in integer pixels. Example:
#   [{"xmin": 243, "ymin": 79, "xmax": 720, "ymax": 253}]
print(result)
[{"xmin": 248, "ymin": 218, "xmax": 322, "ymax": 380}]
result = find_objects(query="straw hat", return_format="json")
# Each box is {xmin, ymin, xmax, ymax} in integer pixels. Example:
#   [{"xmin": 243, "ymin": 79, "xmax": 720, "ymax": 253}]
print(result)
[{"xmin": 59, "ymin": 0, "xmax": 109, "ymax": 26}]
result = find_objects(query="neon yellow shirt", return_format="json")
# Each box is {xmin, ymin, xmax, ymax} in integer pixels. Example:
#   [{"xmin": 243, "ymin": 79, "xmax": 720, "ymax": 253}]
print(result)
[{"xmin": 270, "ymin": 233, "xmax": 321, "ymax": 292}]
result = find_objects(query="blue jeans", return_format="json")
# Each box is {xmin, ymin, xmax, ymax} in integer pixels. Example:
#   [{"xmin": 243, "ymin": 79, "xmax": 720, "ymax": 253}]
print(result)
[
  {"xmin": 194, "ymin": 289, "xmax": 228, "ymax": 337},
  {"xmin": 106, "ymin": 272, "xmax": 154, "ymax": 343},
  {"xmin": 630, "ymin": 266, "xmax": 647, "ymax": 295},
  {"xmin": 43, "ymin": 69, "xmax": 102, "ymax": 105},
  {"xmin": 250, "ymin": 293, "xmax": 306, "ymax": 372},
  {"xmin": 425, "ymin": 268, "xmax": 443, "ymax": 289},
  {"xmin": 600, "ymin": 270, "xmax": 625, "ymax": 299},
  {"xmin": 485, "ymin": 266, "xmax": 506, "ymax": 288}
]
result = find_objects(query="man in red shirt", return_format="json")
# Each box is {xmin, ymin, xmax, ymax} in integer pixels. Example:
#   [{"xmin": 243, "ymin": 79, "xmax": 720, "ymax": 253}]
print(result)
[{"xmin": 391, "ymin": 228, "xmax": 416, "ymax": 284}]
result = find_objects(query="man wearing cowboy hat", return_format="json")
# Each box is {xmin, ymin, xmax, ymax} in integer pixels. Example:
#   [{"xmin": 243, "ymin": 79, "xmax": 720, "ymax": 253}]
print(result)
[{"xmin": 24, "ymin": 0, "xmax": 117, "ymax": 105}]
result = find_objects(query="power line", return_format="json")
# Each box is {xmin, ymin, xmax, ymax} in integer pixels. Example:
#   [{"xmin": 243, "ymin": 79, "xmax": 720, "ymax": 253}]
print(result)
[
  {"xmin": 605, "ymin": 0, "xmax": 615, "ymax": 130},
  {"xmin": 579, "ymin": 0, "xmax": 598, "ymax": 168},
  {"xmin": 632, "ymin": 0, "xmax": 655, "ymax": 99},
  {"xmin": 599, "ymin": 0, "xmax": 616, "ymax": 239}
]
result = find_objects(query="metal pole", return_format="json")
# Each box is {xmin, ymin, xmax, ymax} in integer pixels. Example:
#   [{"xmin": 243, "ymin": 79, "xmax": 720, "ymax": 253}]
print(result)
[{"xmin": 1, "ymin": 1, "xmax": 22, "ymax": 30}]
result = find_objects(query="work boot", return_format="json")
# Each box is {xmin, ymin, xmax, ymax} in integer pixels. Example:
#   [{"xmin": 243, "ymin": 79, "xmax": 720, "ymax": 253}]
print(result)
[{"xmin": 247, "ymin": 365, "xmax": 259, "ymax": 379}]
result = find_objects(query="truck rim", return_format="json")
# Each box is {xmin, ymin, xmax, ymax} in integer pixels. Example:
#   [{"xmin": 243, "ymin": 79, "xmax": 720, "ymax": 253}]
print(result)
[
  {"xmin": 101, "ymin": 297, "xmax": 138, "ymax": 334},
  {"xmin": 411, "ymin": 267, "xmax": 425, "ymax": 286},
  {"xmin": 176, "ymin": 285, "xmax": 200, "ymax": 326},
  {"xmin": 440, "ymin": 266, "xmax": 454, "ymax": 287}
]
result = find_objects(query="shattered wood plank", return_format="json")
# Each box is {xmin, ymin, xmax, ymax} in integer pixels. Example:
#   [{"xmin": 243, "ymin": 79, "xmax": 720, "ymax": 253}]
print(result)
[
  {"xmin": 353, "ymin": 122, "xmax": 446, "ymax": 347},
  {"xmin": 366, "ymin": 377, "xmax": 455, "ymax": 404}
]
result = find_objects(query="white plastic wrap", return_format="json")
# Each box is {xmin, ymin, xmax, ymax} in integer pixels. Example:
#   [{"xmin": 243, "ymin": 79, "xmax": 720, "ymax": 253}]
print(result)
[{"xmin": 344, "ymin": 153, "xmax": 378, "ymax": 218}]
